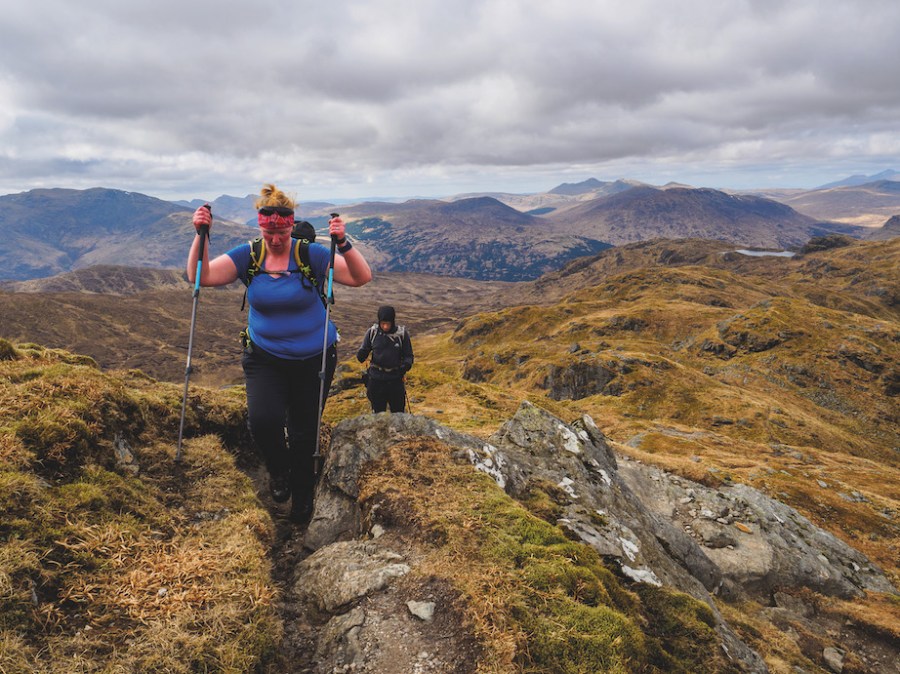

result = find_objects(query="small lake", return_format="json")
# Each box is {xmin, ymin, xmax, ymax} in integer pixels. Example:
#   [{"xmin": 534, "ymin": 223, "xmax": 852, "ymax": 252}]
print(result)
[{"xmin": 733, "ymin": 249, "xmax": 796, "ymax": 258}]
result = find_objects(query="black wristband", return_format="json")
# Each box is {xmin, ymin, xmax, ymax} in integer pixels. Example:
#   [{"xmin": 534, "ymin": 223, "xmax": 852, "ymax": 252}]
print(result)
[{"xmin": 337, "ymin": 239, "xmax": 353, "ymax": 253}]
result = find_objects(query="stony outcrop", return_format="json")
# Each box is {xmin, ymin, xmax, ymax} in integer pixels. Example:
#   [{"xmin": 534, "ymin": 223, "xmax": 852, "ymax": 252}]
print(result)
[
  {"xmin": 294, "ymin": 406, "xmax": 896, "ymax": 673},
  {"xmin": 617, "ymin": 460, "xmax": 895, "ymax": 601}
]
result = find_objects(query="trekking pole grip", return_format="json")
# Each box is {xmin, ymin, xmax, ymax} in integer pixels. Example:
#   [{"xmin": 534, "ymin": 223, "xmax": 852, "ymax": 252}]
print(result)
[
  {"xmin": 194, "ymin": 223, "xmax": 210, "ymax": 296},
  {"xmin": 327, "ymin": 213, "xmax": 339, "ymax": 304}
]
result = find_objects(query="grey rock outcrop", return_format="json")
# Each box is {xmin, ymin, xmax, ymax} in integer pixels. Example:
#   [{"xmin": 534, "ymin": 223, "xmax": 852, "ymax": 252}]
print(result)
[
  {"xmin": 294, "ymin": 405, "xmax": 897, "ymax": 673},
  {"xmin": 478, "ymin": 402, "xmax": 765, "ymax": 672},
  {"xmin": 304, "ymin": 413, "xmax": 487, "ymax": 551},
  {"xmin": 617, "ymin": 459, "xmax": 895, "ymax": 600},
  {"xmin": 296, "ymin": 413, "xmax": 488, "ymax": 674}
]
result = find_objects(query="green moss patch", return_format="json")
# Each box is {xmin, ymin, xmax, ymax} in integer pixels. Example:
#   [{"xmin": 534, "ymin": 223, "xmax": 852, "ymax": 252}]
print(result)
[{"xmin": 360, "ymin": 437, "xmax": 737, "ymax": 673}]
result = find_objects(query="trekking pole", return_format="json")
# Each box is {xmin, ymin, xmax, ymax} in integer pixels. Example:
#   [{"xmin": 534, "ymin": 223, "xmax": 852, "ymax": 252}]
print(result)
[
  {"xmin": 176, "ymin": 204, "xmax": 211, "ymax": 463},
  {"xmin": 313, "ymin": 213, "xmax": 340, "ymax": 477}
]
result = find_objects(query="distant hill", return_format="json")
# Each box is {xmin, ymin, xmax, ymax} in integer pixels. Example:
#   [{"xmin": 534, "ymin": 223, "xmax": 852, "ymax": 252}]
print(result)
[
  {"xmin": 1, "ymin": 183, "xmax": 884, "ymax": 284},
  {"xmin": 175, "ymin": 194, "xmax": 258, "ymax": 224},
  {"xmin": 817, "ymin": 169, "xmax": 900, "ymax": 189},
  {"xmin": 548, "ymin": 177, "xmax": 641, "ymax": 197},
  {"xmin": 175, "ymin": 194, "xmax": 341, "ymax": 226},
  {"xmin": 549, "ymin": 177, "xmax": 606, "ymax": 195},
  {"xmin": 0, "ymin": 265, "xmax": 186, "ymax": 294},
  {"xmin": 0, "ymin": 188, "xmax": 254, "ymax": 281},
  {"xmin": 869, "ymin": 214, "xmax": 900, "ymax": 241},
  {"xmin": 544, "ymin": 185, "xmax": 865, "ymax": 248},
  {"xmin": 767, "ymin": 180, "xmax": 900, "ymax": 228}
]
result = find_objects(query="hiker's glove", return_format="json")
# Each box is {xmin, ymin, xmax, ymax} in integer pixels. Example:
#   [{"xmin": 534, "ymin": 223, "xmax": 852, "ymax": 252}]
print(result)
[
  {"xmin": 328, "ymin": 215, "xmax": 346, "ymax": 242},
  {"xmin": 192, "ymin": 205, "xmax": 212, "ymax": 232}
]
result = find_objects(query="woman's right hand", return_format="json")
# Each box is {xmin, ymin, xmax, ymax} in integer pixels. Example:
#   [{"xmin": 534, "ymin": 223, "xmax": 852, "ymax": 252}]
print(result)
[{"xmin": 192, "ymin": 204, "xmax": 212, "ymax": 232}]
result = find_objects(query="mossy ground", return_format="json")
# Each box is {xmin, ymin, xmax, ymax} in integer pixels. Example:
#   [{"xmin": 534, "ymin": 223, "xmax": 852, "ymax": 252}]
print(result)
[
  {"xmin": 358, "ymin": 437, "xmax": 740, "ymax": 673},
  {"xmin": 0, "ymin": 341, "xmax": 279, "ymax": 673}
]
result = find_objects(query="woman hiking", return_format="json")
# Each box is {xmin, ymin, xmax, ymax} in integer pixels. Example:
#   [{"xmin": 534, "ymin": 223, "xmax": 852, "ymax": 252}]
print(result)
[{"xmin": 187, "ymin": 183, "xmax": 371, "ymax": 524}]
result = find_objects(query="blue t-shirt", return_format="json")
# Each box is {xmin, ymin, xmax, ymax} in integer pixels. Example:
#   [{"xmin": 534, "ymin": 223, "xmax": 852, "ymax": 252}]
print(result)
[{"xmin": 227, "ymin": 240, "xmax": 338, "ymax": 360}]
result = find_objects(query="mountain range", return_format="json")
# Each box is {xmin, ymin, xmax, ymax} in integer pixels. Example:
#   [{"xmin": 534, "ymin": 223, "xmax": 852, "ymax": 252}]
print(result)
[
  {"xmin": 2, "ymin": 176, "xmax": 897, "ymax": 282},
  {"xmin": 0, "ymin": 188, "xmax": 255, "ymax": 281},
  {"xmin": 816, "ymin": 169, "xmax": 900, "ymax": 189}
]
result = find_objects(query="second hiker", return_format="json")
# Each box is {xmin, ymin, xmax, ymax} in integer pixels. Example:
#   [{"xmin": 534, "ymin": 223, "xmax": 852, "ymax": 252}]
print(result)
[{"xmin": 356, "ymin": 306, "xmax": 414, "ymax": 413}]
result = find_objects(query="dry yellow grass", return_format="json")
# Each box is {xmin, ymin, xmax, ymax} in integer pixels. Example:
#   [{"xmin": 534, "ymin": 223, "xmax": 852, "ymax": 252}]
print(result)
[{"xmin": 0, "ymin": 343, "xmax": 279, "ymax": 673}]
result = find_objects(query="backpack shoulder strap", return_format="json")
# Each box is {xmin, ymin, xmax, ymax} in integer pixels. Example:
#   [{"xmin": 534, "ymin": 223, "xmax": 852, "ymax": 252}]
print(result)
[
  {"xmin": 247, "ymin": 238, "xmax": 266, "ymax": 284},
  {"xmin": 241, "ymin": 238, "xmax": 265, "ymax": 311},
  {"xmin": 293, "ymin": 239, "xmax": 327, "ymax": 308}
]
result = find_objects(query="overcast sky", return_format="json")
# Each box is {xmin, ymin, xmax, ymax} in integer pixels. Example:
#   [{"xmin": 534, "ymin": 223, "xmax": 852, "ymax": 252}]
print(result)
[{"xmin": 2, "ymin": 0, "xmax": 899, "ymax": 202}]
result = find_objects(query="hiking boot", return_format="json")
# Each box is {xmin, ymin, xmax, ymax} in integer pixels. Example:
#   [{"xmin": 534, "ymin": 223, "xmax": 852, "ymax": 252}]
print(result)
[{"xmin": 269, "ymin": 474, "xmax": 291, "ymax": 503}]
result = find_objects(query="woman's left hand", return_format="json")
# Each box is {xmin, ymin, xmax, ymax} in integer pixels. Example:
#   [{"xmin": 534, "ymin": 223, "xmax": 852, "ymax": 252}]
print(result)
[{"xmin": 329, "ymin": 215, "xmax": 346, "ymax": 241}]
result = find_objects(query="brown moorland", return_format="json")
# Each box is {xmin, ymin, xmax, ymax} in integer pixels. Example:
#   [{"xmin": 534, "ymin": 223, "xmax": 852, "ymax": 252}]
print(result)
[{"xmin": 1, "ymin": 236, "xmax": 898, "ymax": 672}]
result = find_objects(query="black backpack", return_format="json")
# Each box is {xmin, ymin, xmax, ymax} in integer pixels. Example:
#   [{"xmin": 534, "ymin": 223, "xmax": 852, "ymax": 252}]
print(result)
[{"xmin": 291, "ymin": 220, "xmax": 317, "ymax": 242}]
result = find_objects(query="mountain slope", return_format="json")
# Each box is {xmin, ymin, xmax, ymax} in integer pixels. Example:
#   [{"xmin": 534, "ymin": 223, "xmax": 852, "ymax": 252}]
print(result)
[
  {"xmin": 771, "ymin": 180, "xmax": 900, "ymax": 228},
  {"xmin": 521, "ymin": 236, "xmax": 900, "ymax": 321},
  {"xmin": 341, "ymin": 196, "xmax": 612, "ymax": 281},
  {"xmin": 0, "ymin": 188, "xmax": 254, "ymax": 281},
  {"xmin": 545, "ymin": 186, "xmax": 866, "ymax": 248},
  {"xmin": 326, "ymin": 239, "xmax": 900, "ymax": 585},
  {"xmin": 3, "ymin": 235, "xmax": 899, "ymax": 672},
  {"xmin": 0, "ymin": 265, "xmax": 516, "ymax": 387},
  {"xmin": 869, "ymin": 215, "xmax": 900, "ymax": 241}
]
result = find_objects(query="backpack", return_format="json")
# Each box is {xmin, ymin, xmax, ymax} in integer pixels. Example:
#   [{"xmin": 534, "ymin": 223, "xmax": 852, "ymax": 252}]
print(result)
[
  {"xmin": 366, "ymin": 323, "xmax": 408, "ymax": 345},
  {"xmin": 291, "ymin": 220, "xmax": 317, "ymax": 242},
  {"xmin": 364, "ymin": 324, "xmax": 410, "ymax": 373},
  {"xmin": 240, "ymin": 234, "xmax": 326, "ymax": 311}
]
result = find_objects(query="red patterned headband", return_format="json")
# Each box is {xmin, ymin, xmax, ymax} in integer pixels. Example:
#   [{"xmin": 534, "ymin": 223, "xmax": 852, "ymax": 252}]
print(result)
[{"xmin": 257, "ymin": 211, "xmax": 294, "ymax": 230}]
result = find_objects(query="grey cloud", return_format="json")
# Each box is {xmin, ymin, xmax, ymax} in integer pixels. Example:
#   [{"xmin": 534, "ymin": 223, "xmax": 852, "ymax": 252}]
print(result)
[{"xmin": 1, "ymin": 0, "xmax": 898, "ymax": 199}]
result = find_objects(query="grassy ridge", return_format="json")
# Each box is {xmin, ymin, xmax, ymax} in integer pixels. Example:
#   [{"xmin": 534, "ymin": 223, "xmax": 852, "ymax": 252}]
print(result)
[{"xmin": 0, "ymin": 341, "xmax": 277, "ymax": 673}]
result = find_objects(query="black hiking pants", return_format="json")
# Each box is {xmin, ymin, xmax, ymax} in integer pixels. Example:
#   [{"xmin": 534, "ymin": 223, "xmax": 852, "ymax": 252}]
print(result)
[
  {"xmin": 366, "ymin": 376, "xmax": 406, "ymax": 413},
  {"xmin": 242, "ymin": 342, "xmax": 337, "ymax": 503}
]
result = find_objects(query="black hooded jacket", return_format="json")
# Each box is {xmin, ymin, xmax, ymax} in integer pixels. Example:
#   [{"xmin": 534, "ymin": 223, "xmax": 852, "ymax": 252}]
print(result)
[{"xmin": 356, "ymin": 316, "xmax": 414, "ymax": 381}]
